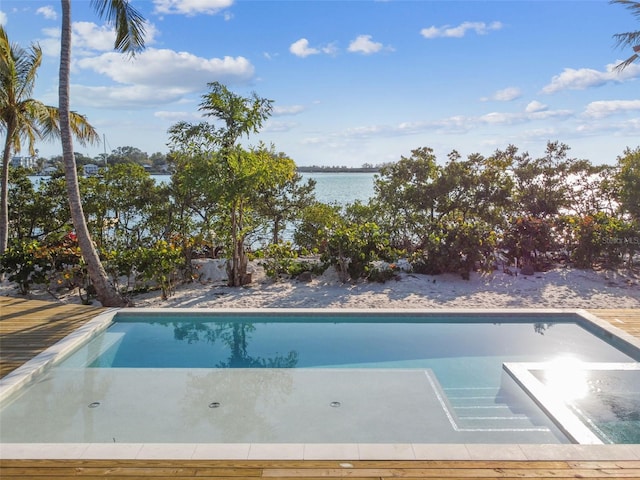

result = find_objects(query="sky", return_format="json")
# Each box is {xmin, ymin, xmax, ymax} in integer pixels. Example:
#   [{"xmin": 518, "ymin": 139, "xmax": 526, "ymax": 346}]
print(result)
[{"xmin": 1, "ymin": 0, "xmax": 639, "ymax": 167}]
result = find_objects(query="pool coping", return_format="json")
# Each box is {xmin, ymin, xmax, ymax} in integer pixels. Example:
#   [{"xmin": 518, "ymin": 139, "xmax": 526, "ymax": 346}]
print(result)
[{"xmin": 1, "ymin": 308, "xmax": 639, "ymax": 460}]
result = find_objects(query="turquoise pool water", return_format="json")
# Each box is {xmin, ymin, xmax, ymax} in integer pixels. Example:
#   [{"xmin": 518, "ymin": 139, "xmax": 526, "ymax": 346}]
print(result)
[{"xmin": 1, "ymin": 311, "xmax": 638, "ymax": 444}]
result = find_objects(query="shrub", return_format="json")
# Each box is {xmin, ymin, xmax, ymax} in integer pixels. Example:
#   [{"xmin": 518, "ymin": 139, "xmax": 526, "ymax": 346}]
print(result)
[{"xmin": 0, "ymin": 240, "xmax": 50, "ymax": 294}]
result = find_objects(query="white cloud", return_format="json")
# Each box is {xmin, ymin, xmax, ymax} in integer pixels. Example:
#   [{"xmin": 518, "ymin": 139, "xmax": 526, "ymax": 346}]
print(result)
[
  {"xmin": 73, "ymin": 21, "xmax": 124, "ymax": 53},
  {"xmin": 78, "ymin": 48, "xmax": 254, "ymax": 88},
  {"xmin": 321, "ymin": 43, "xmax": 338, "ymax": 55},
  {"xmin": 584, "ymin": 100, "xmax": 640, "ymax": 118},
  {"xmin": 289, "ymin": 38, "xmax": 319, "ymax": 58},
  {"xmin": 73, "ymin": 84, "xmax": 189, "ymax": 108},
  {"xmin": 154, "ymin": 110, "xmax": 201, "ymax": 122},
  {"xmin": 0, "ymin": 11, "xmax": 7, "ymax": 26},
  {"xmin": 153, "ymin": 0, "xmax": 233, "ymax": 16},
  {"xmin": 289, "ymin": 38, "xmax": 337, "ymax": 57},
  {"xmin": 40, "ymin": 21, "xmax": 159, "ymax": 57},
  {"xmin": 480, "ymin": 107, "xmax": 572, "ymax": 125},
  {"xmin": 525, "ymin": 100, "xmax": 548, "ymax": 113},
  {"xmin": 420, "ymin": 21, "xmax": 502, "ymax": 39},
  {"xmin": 273, "ymin": 105, "xmax": 305, "ymax": 116},
  {"xmin": 482, "ymin": 87, "xmax": 522, "ymax": 102},
  {"xmin": 542, "ymin": 62, "xmax": 640, "ymax": 93},
  {"xmin": 263, "ymin": 120, "xmax": 299, "ymax": 133},
  {"xmin": 36, "ymin": 6, "xmax": 57, "ymax": 20},
  {"xmin": 348, "ymin": 34, "xmax": 385, "ymax": 55}
]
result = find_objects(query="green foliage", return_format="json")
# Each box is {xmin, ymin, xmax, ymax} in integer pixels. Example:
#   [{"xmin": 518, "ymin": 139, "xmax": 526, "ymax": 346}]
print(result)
[
  {"xmin": 255, "ymin": 166, "xmax": 317, "ymax": 245},
  {"xmin": 0, "ymin": 240, "xmax": 50, "ymax": 294},
  {"xmin": 559, "ymin": 213, "xmax": 639, "ymax": 268},
  {"xmin": 256, "ymin": 242, "xmax": 322, "ymax": 279},
  {"xmin": 168, "ymin": 83, "xmax": 278, "ymax": 287},
  {"xmin": 367, "ymin": 262, "xmax": 399, "ymax": 283},
  {"xmin": 511, "ymin": 141, "xmax": 572, "ymax": 218},
  {"xmin": 0, "ymin": 233, "xmax": 91, "ymax": 300},
  {"xmin": 502, "ymin": 216, "xmax": 555, "ymax": 271},
  {"xmin": 409, "ymin": 220, "xmax": 497, "ymax": 279},
  {"xmin": 322, "ymin": 222, "xmax": 393, "ymax": 282},
  {"xmin": 293, "ymin": 202, "xmax": 341, "ymax": 251},
  {"xmin": 134, "ymin": 240, "xmax": 184, "ymax": 300},
  {"xmin": 616, "ymin": 147, "xmax": 640, "ymax": 222}
]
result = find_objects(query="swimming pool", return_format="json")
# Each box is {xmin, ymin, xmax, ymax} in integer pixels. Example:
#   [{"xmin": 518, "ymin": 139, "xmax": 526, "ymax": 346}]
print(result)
[{"xmin": 1, "ymin": 309, "xmax": 638, "ymax": 447}]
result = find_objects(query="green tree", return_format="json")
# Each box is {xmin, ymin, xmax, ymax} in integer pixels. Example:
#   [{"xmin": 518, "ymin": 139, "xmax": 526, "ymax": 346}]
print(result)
[
  {"xmin": 171, "ymin": 82, "xmax": 274, "ymax": 286},
  {"xmin": 7, "ymin": 168, "xmax": 70, "ymax": 242},
  {"xmin": 0, "ymin": 25, "xmax": 97, "ymax": 253},
  {"xmin": 615, "ymin": 146, "xmax": 640, "ymax": 221},
  {"xmin": 293, "ymin": 201, "xmax": 342, "ymax": 251},
  {"xmin": 373, "ymin": 147, "xmax": 441, "ymax": 249},
  {"xmin": 255, "ymin": 153, "xmax": 317, "ymax": 245},
  {"xmin": 611, "ymin": 0, "xmax": 640, "ymax": 70},
  {"xmin": 512, "ymin": 141, "xmax": 573, "ymax": 219},
  {"xmin": 59, "ymin": 0, "xmax": 146, "ymax": 306},
  {"xmin": 107, "ymin": 145, "xmax": 149, "ymax": 166}
]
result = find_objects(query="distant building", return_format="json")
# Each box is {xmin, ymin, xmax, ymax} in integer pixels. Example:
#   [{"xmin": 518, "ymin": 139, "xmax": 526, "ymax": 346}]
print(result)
[
  {"xmin": 83, "ymin": 164, "xmax": 100, "ymax": 176},
  {"xmin": 10, "ymin": 156, "xmax": 37, "ymax": 169}
]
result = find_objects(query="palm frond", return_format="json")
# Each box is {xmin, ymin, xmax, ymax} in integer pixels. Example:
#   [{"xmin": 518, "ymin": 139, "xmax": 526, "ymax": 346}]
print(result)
[
  {"xmin": 610, "ymin": 1, "xmax": 640, "ymax": 70},
  {"xmin": 90, "ymin": 0, "xmax": 147, "ymax": 55}
]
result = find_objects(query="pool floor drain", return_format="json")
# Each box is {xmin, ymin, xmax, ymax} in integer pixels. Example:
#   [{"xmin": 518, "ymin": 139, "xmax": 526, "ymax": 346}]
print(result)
[
  {"xmin": 88, "ymin": 402, "xmax": 101, "ymax": 408},
  {"xmin": 209, "ymin": 402, "xmax": 221, "ymax": 408},
  {"xmin": 330, "ymin": 401, "xmax": 341, "ymax": 408}
]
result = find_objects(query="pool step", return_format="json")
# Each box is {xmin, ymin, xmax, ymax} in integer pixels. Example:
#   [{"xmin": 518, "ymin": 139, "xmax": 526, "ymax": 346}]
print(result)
[{"xmin": 443, "ymin": 387, "xmax": 551, "ymax": 432}]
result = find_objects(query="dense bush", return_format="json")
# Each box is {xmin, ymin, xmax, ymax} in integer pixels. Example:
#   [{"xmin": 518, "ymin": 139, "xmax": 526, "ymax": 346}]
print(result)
[{"xmin": 4, "ymin": 140, "xmax": 639, "ymax": 299}]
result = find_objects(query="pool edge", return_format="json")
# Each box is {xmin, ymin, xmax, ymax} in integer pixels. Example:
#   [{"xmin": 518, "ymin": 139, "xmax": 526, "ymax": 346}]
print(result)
[
  {"xmin": 1, "ymin": 307, "xmax": 638, "ymax": 459},
  {"xmin": 1, "ymin": 442, "xmax": 639, "ymax": 460}
]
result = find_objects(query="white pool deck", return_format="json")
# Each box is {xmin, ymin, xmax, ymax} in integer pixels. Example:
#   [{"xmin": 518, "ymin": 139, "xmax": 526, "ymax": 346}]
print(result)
[{"xmin": 1, "ymin": 308, "xmax": 639, "ymax": 460}]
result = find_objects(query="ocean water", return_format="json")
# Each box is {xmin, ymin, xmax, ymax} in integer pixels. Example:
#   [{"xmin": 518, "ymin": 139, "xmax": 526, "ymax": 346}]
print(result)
[
  {"xmin": 30, "ymin": 172, "xmax": 376, "ymax": 206},
  {"xmin": 155, "ymin": 171, "xmax": 377, "ymax": 205},
  {"xmin": 299, "ymin": 172, "xmax": 376, "ymax": 205}
]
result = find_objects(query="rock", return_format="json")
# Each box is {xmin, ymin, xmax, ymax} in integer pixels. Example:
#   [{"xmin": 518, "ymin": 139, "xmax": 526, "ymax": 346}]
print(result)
[
  {"xmin": 520, "ymin": 264, "xmax": 535, "ymax": 276},
  {"xmin": 297, "ymin": 271, "xmax": 313, "ymax": 283}
]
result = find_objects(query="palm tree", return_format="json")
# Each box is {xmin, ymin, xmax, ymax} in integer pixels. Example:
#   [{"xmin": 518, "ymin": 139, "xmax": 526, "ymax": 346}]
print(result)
[
  {"xmin": 0, "ymin": 26, "xmax": 98, "ymax": 254},
  {"xmin": 59, "ymin": 0, "xmax": 146, "ymax": 306},
  {"xmin": 611, "ymin": 0, "xmax": 640, "ymax": 70}
]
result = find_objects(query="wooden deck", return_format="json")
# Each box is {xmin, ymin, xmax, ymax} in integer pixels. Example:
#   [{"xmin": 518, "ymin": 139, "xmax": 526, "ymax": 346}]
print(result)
[
  {"xmin": 0, "ymin": 296, "xmax": 106, "ymax": 378},
  {"xmin": 587, "ymin": 309, "xmax": 640, "ymax": 339},
  {"xmin": 1, "ymin": 459, "xmax": 639, "ymax": 479},
  {"xmin": 1, "ymin": 298, "xmax": 639, "ymax": 479}
]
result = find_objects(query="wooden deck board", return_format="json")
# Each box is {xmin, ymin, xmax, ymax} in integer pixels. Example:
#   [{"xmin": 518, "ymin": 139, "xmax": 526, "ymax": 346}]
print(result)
[
  {"xmin": 0, "ymin": 460, "xmax": 639, "ymax": 479},
  {"xmin": 0, "ymin": 296, "xmax": 106, "ymax": 378},
  {"xmin": 1, "ymin": 298, "xmax": 639, "ymax": 479}
]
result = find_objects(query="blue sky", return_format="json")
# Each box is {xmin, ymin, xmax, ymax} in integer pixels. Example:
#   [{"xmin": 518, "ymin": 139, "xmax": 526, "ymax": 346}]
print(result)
[{"xmin": 1, "ymin": 0, "xmax": 639, "ymax": 166}]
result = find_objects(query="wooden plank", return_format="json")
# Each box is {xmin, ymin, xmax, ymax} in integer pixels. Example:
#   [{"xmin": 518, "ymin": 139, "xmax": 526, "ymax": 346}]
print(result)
[
  {"xmin": 0, "ymin": 297, "xmax": 105, "ymax": 378},
  {"xmin": 3, "ymin": 461, "xmax": 640, "ymax": 479}
]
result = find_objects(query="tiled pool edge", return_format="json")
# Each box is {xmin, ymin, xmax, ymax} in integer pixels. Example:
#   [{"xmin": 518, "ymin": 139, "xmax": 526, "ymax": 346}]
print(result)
[
  {"xmin": 1, "ymin": 307, "xmax": 638, "ymax": 460},
  {"xmin": 2, "ymin": 442, "xmax": 640, "ymax": 460}
]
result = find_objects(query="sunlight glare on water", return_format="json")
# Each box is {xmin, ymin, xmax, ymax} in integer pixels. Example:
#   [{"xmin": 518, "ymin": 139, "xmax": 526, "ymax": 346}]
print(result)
[{"xmin": 543, "ymin": 357, "xmax": 589, "ymax": 402}]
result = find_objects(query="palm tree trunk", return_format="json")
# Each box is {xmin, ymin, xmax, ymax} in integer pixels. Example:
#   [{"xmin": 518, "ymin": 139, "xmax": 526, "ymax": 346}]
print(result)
[
  {"xmin": 59, "ymin": 0, "xmax": 127, "ymax": 307},
  {"xmin": 0, "ymin": 122, "xmax": 15, "ymax": 254}
]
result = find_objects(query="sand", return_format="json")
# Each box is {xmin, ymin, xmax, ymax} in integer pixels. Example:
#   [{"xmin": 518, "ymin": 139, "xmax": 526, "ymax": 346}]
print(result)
[{"xmin": 4, "ymin": 259, "xmax": 635, "ymax": 309}]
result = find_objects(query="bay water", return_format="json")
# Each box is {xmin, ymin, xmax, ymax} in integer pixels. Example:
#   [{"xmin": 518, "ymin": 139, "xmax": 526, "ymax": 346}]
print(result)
[{"xmin": 153, "ymin": 171, "xmax": 377, "ymax": 205}]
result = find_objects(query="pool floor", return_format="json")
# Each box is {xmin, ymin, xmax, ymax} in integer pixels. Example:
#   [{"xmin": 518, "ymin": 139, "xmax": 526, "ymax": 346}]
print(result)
[{"xmin": 0, "ymin": 368, "xmax": 566, "ymax": 444}]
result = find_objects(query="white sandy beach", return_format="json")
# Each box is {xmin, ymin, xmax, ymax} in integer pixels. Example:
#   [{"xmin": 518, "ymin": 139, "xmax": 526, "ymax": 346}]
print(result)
[{"xmin": 5, "ymin": 260, "xmax": 636, "ymax": 309}]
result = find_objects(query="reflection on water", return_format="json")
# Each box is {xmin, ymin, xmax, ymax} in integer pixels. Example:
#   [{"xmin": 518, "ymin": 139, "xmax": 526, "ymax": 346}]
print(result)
[
  {"xmin": 87, "ymin": 317, "xmax": 634, "ymax": 370},
  {"xmin": 171, "ymin": 321, "xmax": 299, "ymax": 368}
]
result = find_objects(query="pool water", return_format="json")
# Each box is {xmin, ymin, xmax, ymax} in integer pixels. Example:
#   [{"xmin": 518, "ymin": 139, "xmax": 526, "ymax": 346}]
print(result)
[{"xmin": 1, "ymin": 312, "xmax": 638, "ymax": 444}]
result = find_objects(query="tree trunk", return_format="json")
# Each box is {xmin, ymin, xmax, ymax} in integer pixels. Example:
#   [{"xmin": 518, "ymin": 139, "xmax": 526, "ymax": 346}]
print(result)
[
  {"xmin": 0, "ymin": 122, "xmax": 15, "ymax": 254},
  {"xmin": 59, "ymin": 0, "xmax": 127, "ymax": 307}
]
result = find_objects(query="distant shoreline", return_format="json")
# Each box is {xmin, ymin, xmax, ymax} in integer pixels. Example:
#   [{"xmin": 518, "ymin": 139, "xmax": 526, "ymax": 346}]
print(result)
[{"xmin": 297, "ymin": 166, "xmax": 379, "ymax": 173}]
